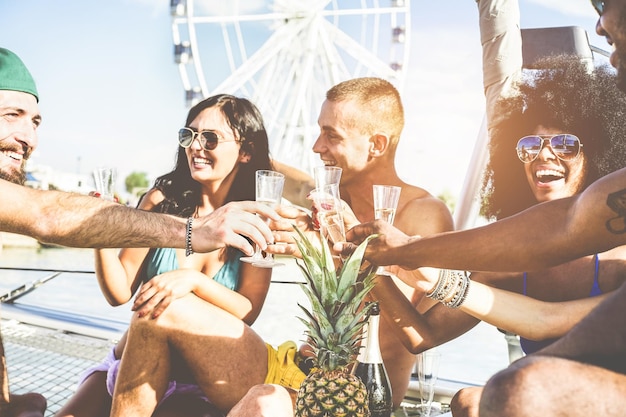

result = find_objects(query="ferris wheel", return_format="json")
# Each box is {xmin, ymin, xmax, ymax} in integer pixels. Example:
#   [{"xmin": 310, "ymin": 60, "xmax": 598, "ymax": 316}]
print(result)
[{"xmin": 170, "ymin": 0, "xmax": 411, "ymax": 173}]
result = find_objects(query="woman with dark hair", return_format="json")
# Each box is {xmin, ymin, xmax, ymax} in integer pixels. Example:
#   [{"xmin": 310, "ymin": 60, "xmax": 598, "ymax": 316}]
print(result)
[
  {"xmin": 474, "ymin": 54, "xmax": 626, "ymax": 352},
  {"xmin": 55, "ymin": 94, "xmax": 276, "ymax": 417},
  {"xmin": 151, "ymin": 94, "xmax": 272, "ymax": 215},
  {"xmin": 445, "ymin": 2, "xmax": 626, "ymax": 416},
  {"xmin": 482, "ymin": 56, "xmax": 626, "ymax": 220}
]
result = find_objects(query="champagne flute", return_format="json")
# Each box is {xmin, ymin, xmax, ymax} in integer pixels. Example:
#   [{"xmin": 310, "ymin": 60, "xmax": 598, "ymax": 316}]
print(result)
[
  {"xmin": 373, "ymin": 185, "xmax": 401, "ymax": 276},
  {"xmin": 240, "ymin": 170, "xmax": 285, "ymax": 268},
  {"xmin": 312, "ymin": 166, "xmax": 344, "ymax": 243},
  {"xmin": 416, "ymin": 350, "xmax": 441, "ymax": 417},
  {"xmin": 311, "ymin": 183, "xmax": 346, "ymax": 245},
  {"xmin": 93, "ymin": 167, "xmax": 117, "ymax": 201},
  {"xmin": 314, "ymin": 166, "xmax": 342, "ymax": 190}
]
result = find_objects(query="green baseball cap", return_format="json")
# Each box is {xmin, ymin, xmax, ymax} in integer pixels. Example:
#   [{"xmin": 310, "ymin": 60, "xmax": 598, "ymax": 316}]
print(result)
[{"xmin": 0, "ymin": 48, "xmax": 38, "ymax": 102}]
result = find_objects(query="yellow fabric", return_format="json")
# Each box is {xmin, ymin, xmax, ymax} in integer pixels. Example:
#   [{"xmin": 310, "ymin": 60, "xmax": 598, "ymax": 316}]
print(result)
[{"xmin": 264, "ymin": 341, "xmax": 306, "ymax": 389}]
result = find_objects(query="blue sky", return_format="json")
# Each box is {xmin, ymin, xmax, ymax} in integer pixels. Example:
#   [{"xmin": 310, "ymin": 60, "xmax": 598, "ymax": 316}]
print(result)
[{"xmin": 0, "ymin": 1, "xmax": 606, "ymax": 202}]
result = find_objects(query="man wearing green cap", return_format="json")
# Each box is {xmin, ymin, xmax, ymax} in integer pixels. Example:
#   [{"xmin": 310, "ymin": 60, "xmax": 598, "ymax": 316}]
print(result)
[{"xmin": 0, "ymin": 47, "xmax": 279, "ymax": 417}]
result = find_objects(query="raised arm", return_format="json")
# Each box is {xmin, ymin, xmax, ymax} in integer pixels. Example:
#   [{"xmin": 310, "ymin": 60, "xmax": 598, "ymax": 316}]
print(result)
[{"xmin": 478, "ymin": 0, "xmax": 523, "ymax": 130}]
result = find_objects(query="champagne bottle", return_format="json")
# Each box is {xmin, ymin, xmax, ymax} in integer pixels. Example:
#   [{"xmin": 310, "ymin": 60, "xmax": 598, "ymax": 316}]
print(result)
[{"xmin": 352, "ymin": 302, "xmax": 393, "ymax": 417}]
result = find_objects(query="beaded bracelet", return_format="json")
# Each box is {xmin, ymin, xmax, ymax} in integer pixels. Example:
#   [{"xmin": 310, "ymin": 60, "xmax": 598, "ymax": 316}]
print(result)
[
  {"xmin": 427, "ymin": 269, "xmax": 459, "ymax": 301},
  {"xmin": 185, "ymin": 216, "xmax": 194, "ymax": 256},
  {"xmin": 426, "ymin": 269, "xmax": 449, "ymax": 300},
  {"xmin": 442, "ymin": 271, "xmax": 464, "ymax": 305},
  {"xmin": 427, "ymin": 269, "xmax": 471, "ymax": 308},
  {"xmin": 453, "ymin": 277, "xmax": 472, "ymax": 308},
  {"xmin": 443, "ymin": 272, "xmax": 471, "ymax": 308}
]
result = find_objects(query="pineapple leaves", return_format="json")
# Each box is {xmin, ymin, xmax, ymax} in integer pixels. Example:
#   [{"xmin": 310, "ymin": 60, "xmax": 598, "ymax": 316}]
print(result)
[
  {"xmin": 293, "ymin": 226, "xmax": 379, "ymax": 372},
  {"xmin": 337, "ymin": 234, "xmax": 377, "ymax": 295}
]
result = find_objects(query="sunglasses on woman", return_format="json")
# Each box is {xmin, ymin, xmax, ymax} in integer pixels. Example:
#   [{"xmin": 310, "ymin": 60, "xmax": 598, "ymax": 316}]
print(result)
[
  {"xmin": 515, "ymin": 134, "xmax": 583, "ymax": 163},
  {"xmin": 178, "ymin": 127, "xmax": 239, "ymax": 151},
  {"xmin": 591, "ymin": 0, "xmax": 605, "ymax": 15}
]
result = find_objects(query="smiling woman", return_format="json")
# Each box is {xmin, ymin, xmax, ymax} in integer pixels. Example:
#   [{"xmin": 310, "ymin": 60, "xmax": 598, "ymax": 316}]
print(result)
[{"xmin": 480, "ymin": 54, "xmax": 626, "ymax": 220}]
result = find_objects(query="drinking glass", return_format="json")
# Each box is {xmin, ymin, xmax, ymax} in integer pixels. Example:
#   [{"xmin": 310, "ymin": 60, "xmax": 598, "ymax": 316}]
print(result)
[
  {"xmin": 373, "ymin": 185, "xmax": 401, "ymax": 275},
  {"xmin": 416, "ymin": 350, "xmax": 441, "ymax": 417},
  {"xmin": 311, "ymin": 183, "xmax": 346, "ymax": 245},
  {"xmin": 314, "ymin": 166, "xmax": 342, "ymax": 190},
  {"xmin": 93, "ymin": 167, "xmax": 117, "ymax": 201},
  {"xmin": 240, "ymin": 170, "xmax": 285, "ymax": 268}
]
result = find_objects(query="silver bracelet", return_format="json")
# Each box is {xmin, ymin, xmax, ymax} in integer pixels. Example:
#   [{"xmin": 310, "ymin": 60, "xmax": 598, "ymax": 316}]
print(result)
[
  {"xmin": 426, "ymin": 269, "xmax": 448, "ymax": 299},
  {"xmin": 428, "ymin": 269, "xmax": 470, "ymax": 308},
  {"xmin": 185, "ymin": 216, "xmax": 194, "ymax": 256},
  {"xmin": 427, "ymin": 269, "xmax": 462, "ymax": 301},
  {"xmin": 454, "ymin": 278, "xmax": 472, "ymax": 308},
  {"xmin": 444, "ymin": 272, "xmax": 471, "ymax": 309}
]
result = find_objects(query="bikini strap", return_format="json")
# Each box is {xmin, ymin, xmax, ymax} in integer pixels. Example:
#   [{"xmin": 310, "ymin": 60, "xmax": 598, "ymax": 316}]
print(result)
[{"xmin": 589, "ymin": 253, "xmax": 602, "ymax": 296}]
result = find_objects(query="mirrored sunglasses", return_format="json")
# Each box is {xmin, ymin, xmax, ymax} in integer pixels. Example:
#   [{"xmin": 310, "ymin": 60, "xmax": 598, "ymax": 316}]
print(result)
[
  {"xmin": 515, "ymin": 134, "xmax": 583, "ymax": 163},
  {"xmin": 177, "ymin": 127, "xmax": 238, "ymax": 151},
  {"xmin": 591, "ymin": 0, "xmax": 604, "ymax": 15}
]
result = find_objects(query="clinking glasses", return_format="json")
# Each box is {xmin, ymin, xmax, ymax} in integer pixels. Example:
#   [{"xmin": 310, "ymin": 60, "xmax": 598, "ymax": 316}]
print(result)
[
  {"xmin": 178, "ymin": 127, "xmax": 239, "ymax": 151},
  {"xmin": 591, "ymin": 0, "xmax": 605, "ymax": 15},
  {"xmin": 515, "ymin": 134, "xmax": 583, "ymax": 164}
]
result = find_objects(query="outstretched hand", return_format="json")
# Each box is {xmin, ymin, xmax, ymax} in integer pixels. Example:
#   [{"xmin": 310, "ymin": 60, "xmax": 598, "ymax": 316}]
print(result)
[
  {"xmin": 192, "ymin": 201, "xmax": 279, "ymax": 255},
  {"xmin": 334, "ymin": 220, "xmax": 419, "ymax": 269},
  {"xmin": 265, "ymin": 205, "xmax": 320, "ymax": 258}
]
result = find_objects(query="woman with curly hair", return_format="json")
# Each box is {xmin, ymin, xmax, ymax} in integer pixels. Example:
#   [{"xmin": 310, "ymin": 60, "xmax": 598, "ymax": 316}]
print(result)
[
  {"xmin": 474, "ymin": 54, "xmax": 626, "ymax": 351},
  {"xmin": 447, "ymin": 2, "xmax": 626, "ymax": 416},
  {"xmin": 481, "ymin": 55, "xmax": 626, "ymax": 220}
]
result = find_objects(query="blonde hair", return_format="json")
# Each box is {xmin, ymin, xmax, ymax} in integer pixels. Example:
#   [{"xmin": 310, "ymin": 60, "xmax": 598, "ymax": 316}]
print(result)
[{"xmin": 326, "ymin": 77, "xmax": 404, "ymax": 148}]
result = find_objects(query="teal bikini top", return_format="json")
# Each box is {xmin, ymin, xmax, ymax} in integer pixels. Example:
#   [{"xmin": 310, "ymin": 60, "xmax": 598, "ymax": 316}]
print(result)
[{"xmin": 141, "ymin": 247, "xmax": 243, "ymax": 291}]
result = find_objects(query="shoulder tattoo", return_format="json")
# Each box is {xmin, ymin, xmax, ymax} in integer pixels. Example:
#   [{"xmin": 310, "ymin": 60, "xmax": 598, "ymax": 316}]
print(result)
[{"xmin": 606, "ymin": 188, "xmax": 626, "ymax": 234}]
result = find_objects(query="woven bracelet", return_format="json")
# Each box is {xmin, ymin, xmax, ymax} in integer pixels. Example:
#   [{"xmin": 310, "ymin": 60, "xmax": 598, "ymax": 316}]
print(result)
[{"xmin": 185, "ymin": 216, "xmax": 194, "ymax": 256}]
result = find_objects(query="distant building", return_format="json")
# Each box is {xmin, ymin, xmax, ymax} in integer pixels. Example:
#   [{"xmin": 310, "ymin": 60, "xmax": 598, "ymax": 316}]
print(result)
[{"xmin": 25, "ymin": 161, "xmax": 93, "ymax": 194}]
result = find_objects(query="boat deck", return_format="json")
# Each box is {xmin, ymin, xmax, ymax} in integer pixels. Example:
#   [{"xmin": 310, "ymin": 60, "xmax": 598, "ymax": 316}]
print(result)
[
  {"xmin": 0, "ymin": 261, "xmax": 484, "ymax": 416},
  {"xmin": 3, "ymin": 312, "xmax": 465, "ymax": 417},
  {"xmin": 3, "ymin": 317, "xmax": 117, "ymax": 415}
]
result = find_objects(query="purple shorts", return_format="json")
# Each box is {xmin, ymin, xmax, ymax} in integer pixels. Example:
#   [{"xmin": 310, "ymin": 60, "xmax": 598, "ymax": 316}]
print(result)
[{"xmin": 79, "ymin": 347, "xmax": 210, "ymax": 406}]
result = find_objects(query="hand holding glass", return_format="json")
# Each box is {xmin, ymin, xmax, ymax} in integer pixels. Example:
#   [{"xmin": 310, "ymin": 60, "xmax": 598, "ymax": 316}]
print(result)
[
  {"xmin": 240, "ymin": 170, "xmax": 285, "ymax": 268},
  {"xmin": 373, "ymin": 185, "xmax": 401, "ymax": 275}
]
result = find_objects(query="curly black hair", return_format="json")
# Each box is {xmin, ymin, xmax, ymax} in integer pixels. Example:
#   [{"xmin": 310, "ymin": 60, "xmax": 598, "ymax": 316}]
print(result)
[
  {"xmin": 150, "ymin": 94, "xmax": 272, "ymax": 218},
  {"xmin": 480, "ymin": 55, "xmax": 626, "ymax": 220}
]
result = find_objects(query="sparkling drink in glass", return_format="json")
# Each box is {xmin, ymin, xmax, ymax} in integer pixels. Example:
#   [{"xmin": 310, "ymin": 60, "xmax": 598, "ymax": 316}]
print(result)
[
  {"xmin": 311, "ymin": 183, "xmax": 345, "ymax": 244},
  {"xmin": 240, "ymin": 170, "xmax": 285, "ymax": 268},
  {"xmin": 373, "ymin": 185, "xmax": 401, "ymax": 275}
]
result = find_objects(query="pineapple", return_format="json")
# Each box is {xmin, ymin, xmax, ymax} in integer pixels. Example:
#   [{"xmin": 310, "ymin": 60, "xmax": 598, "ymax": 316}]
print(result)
[{"xmin": 293, "ymin": 228, "xmax": 377, "ymax": 417}]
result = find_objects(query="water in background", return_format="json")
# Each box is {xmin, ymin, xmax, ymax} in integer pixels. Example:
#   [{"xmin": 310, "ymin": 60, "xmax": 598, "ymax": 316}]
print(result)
[{"xmin": 0, "ymin": 245, "xmax": 510, "ymax": 385}]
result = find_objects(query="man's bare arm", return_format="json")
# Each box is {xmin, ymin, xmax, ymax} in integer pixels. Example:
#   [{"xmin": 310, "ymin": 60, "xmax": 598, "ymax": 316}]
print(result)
[
  {"xmin": 343, "ymin": 168, "xmax": 626, "ymax": 272},
  {"xmin": 1, "ymin": 180, "xmax": 277, "ymax": 254}
]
